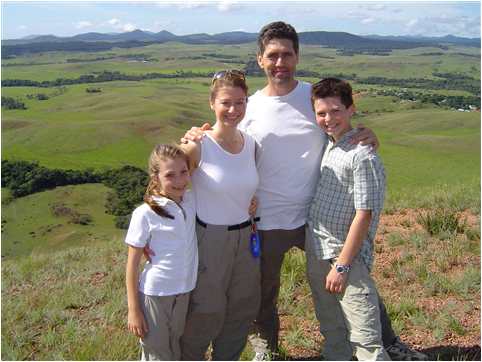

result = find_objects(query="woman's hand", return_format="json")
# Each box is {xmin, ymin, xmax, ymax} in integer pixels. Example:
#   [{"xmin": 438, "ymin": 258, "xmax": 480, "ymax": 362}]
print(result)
[
  {"xmin": 128, "ymin": 308, "xmax": 149, "ymax": 339},
  {"xmin": 143, "ymin": 244, "xmax": 155, "ymax": 263}
]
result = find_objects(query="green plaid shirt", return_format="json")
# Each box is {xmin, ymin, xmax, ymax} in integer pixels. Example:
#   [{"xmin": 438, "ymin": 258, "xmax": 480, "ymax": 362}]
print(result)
[{"xmin": 307, "ymin": 128, "xmax": 386, "ymax": 270}]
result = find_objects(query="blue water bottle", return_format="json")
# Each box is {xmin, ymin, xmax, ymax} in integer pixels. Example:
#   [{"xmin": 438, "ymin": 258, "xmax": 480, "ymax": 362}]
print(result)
[{"xmin": 250, "ymin": 216, "xmax": 261, "ymax": 258}]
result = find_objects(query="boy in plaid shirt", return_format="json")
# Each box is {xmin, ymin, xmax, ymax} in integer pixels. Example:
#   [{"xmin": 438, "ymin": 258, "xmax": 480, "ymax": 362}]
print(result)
[{"xmin": 306, "ymin": 78, "xmax": 389, "ymax": 360}]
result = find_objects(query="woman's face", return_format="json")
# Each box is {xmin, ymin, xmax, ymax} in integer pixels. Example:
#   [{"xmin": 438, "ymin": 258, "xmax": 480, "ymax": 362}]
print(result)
[{"xmin": 210, "ymin": 86, "xmax": 247, "ymax": 128}]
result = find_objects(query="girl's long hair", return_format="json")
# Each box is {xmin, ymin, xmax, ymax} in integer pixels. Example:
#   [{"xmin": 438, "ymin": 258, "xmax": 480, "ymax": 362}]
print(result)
[{"xmin": 144, "ymin": 144, "xmax": 189, "ymax": 219}]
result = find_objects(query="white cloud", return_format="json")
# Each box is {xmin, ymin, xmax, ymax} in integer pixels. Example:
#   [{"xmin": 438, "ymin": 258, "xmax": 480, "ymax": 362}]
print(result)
[
  {"xmin": 156, "ymin": 1, "xmax": 207, "ymax": 9},
  {"xmin": 105, "ymin": 18, "xmax": 137, "ymax": 32},
  {"xmin": 18, "ymin": 25, "xmax": 28, "ymax": 30},
  {"xmin": 123, "ymin": 23, "xmax": 137, "ymax": 32},
  {"xmin": 366, "ymin": 4, "xmax": 386, "ymax": 11},
  {"xmin": 361, "ymin": 18, "xmax": 375, "ymax": 25},
  {"xmin": 406, "ymin": 19, "xmax": 418, "ymax": 28},
  {"xmin": 108, "ymin": 18, "xmax": 121, "ymax": 26},
  {"xmin": 217, "ymin": 0, "xmax": 239, "ymax": 12},
  {"xmin": 75, "ymin": 21, "xmax": 93, "ymax": 29}
]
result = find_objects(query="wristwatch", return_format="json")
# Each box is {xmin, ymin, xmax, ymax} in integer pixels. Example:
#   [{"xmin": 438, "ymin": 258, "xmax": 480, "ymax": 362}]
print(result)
[{"xmin": 335, "ymin": 263, "xmax": 351, "ymax": 274}]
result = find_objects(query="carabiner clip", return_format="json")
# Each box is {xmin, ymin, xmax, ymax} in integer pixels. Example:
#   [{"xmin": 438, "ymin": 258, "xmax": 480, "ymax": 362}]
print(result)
[{"xmin": 250, "ymin": 216, "xmax": 261, "ymax": 258}]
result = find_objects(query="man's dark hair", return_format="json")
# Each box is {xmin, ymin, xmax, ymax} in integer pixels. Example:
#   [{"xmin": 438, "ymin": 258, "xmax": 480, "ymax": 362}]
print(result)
[
  {"xmin": 257, "ymin": 21, "xmax": 299, "ymax": 55},
  {"xmin": 311, "ymin": 78, "xmax": 354, "ymax": 109}
]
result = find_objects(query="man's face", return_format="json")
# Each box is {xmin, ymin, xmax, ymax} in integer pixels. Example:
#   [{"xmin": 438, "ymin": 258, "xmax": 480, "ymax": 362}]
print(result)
[
  {"xmin": 313, "ymin": 96, "xmax": 355, "ymax": 141},
  {"xmin": 257, "ymin": 38, "xmax": 299, "ymax": 85}
]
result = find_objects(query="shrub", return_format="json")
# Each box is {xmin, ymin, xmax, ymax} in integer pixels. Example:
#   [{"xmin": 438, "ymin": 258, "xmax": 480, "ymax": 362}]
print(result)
[
  {"xmin": 1, "ymin": 96, "xmax": 26, "ymax": 110},
  {"xmin": 86, "ymin": 87, "xmax": 102, "ymax": 93},
  {"xmin": 417, "ymin": 209, "xmax": 466, "ymax": 237},
  {"xmin": 36, "ymin": 93, "xmax": 49, "ymax": 100}
]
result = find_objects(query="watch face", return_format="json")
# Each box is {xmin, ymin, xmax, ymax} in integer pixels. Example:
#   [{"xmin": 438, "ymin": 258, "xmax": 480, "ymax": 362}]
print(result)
[{"xmin": 336, "ymin": 265, "xmax": 344, "ymax": 273}]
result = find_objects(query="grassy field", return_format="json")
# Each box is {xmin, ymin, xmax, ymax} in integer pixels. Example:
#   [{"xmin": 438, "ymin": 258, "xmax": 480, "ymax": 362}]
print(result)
[
  {"xmin": 2, "ymin": 78, "xmax": 479, "ymax": 208},
  {"xmin": 1, "ymin": 184, "xmax": 124, "ymax": 258},
  {"xmin": 1, "ymin": 41, "xmax": 480, "ymax": 360}
]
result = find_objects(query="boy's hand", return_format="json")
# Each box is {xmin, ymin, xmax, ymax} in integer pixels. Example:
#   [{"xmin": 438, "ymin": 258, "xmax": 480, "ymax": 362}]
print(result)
[
  {"xmin": 351, "ymin": 124, "xmax": 379, "ymax": 150},
  {"xmin": 248, "ymin": 196, "xmax": 258, "ymax": 217},
  {"xmin": 128, "ymin": 308, "xmax": 149, "ymax": 338},
  {"xmin": 143, "ymin": 244, "xmax": 155, "ymax": 263},
  {"xmin": 325, "ymin": 267, "xmax": 348, "ymax": 294},
  {"xmin": 180, "ymin": 123, "xmax": 212, "ymax": 143}
]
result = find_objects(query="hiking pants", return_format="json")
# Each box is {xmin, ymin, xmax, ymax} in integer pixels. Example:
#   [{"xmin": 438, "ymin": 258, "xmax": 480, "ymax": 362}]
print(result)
[{"xmin": 181, "ymin": 222, "xmax": 261, "ymax": 361}]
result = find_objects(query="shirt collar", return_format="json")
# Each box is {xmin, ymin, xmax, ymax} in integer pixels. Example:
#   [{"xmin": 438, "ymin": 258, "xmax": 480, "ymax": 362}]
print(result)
[
  {"xmin": 329, "ymin": 128, "xmax": 359, "ymax": 147},
  {"xmin": 152, "ymin": 195, "xmax": 181, "ymax": 207}
]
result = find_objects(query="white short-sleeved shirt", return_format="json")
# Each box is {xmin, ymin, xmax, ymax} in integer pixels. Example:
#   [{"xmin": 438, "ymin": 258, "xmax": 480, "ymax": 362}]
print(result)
[
  {"xmin": 239, "ymin": 81, "xmax": 327, "ymax": 230},
  {"xmin": 125, "ymin": 191, "xmax": 198, "ymax": 296}
]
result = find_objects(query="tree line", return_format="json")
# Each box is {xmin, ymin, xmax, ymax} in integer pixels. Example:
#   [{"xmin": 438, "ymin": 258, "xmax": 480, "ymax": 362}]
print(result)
[
  {"xmin": 4, "ymin": 68, "xmax": 480, "ymax": 96},
  {"xmin": 1, "ymin": 70, "xmax": 211, "ymax": 88},
  {"xmin": 377, "ymin": 89, "xmax": 480, "ymax": 109},
  {"xmin": 2, "ymin": 160, "xmax": 148, "ymax": 229}
]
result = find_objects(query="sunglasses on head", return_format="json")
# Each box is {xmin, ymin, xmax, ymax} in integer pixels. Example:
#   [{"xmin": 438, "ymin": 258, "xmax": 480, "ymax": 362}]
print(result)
[{"xmin": 212, "ymin": 69, "xmax": 246, "ymax": 84}]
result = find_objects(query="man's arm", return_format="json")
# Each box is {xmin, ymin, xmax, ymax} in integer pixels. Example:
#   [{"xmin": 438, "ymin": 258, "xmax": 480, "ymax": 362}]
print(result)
[{"xmin": 325, "ymin": 209, "xmax": 372, "ymax": 294}]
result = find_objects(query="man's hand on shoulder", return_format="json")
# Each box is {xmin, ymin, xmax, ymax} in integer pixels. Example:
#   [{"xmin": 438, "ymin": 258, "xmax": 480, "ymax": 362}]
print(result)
[
  {"xmin": 180, "ymin": 122, "xmax": 212, "ymax": 144},
  {"xmin": 351, "ymin": 123, "xmax": 379, "ymax": 151}
]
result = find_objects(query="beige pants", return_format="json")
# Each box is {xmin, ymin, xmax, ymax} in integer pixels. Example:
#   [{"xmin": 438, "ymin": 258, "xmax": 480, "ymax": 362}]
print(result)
[
  {"xmin": 181, "ymin": 223, "xmax": 261, "ymax": 361},
  {"xmin": 306, "ymin": 228, "xmax": 390, "ymax": 361},
  {"xmin": 139, "ymin": 292, "xmax": 190, "ymax": 361}
]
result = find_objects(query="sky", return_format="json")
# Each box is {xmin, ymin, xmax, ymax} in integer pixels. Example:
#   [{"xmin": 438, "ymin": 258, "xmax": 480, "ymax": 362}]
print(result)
[{"xmin": 1, "ymin": 1, "xmax": 480, "ymax": 40}]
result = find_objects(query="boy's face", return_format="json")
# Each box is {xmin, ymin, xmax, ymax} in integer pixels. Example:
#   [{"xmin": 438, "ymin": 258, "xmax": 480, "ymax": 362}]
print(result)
[
  {"xmin": 257, "ymin": 38, "xmax": 299, "ymax": 86},
  {"xmin": 313, "ymin": 96, "xmax": 355, "ymax": 141}
]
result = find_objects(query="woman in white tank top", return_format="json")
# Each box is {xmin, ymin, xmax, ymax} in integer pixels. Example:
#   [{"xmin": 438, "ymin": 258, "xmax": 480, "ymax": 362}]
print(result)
[{"xmin": 180, "ymin": 70, "xmax": 261, "ymax": 360}]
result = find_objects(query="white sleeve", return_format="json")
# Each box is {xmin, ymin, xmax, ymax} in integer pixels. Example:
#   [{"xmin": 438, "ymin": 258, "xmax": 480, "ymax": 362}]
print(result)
[{"xmin": 124, "ymin": 207, "xmax": 150, "ymax": 248}]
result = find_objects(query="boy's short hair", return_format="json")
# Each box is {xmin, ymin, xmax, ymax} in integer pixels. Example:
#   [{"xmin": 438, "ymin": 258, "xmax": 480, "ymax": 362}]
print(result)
[
  {"xmin": 258, "ymin": 21, "xmax": 299, "ymax": 56},
  {"xmin": 311, "ymin": 78, "xmax": 354, "ymax": 109}
]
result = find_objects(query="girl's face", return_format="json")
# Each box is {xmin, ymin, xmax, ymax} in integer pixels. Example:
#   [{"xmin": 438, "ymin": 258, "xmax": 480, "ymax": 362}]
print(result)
[
  {"xmin": 210, "ymin": 86, "xmax": 247, "ymax": 128},
  {"xmin": 157, "ymin": 156, "xmax": 190, "ymax": 203}
]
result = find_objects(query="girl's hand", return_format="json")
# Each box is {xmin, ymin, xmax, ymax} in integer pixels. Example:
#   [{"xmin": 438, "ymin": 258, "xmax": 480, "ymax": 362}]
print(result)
[
  {"xmin": 325, "ymin": 267, "xmax": 348, "ymax": 294},
  {"xmin": 248, "ymin": 196, "xmax": 258, "ymax": 217},
  {"xmin": 128, "ymin": 309, "xmax": 149, "ymax": 338},
  {"xmin": 180, "ymin": 123, "xmax": 211, "ymax": 143}
]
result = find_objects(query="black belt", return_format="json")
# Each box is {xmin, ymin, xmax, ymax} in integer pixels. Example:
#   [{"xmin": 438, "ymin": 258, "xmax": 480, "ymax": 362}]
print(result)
[{"xmin": 196, "ymin": 215, "xmax": 260, "ymax": 231}]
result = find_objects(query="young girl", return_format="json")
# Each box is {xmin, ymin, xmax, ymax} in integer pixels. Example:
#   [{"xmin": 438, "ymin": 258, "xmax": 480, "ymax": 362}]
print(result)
[
  {"xmin": 125, "ymin": 144, "xmax": 197, "ymax": 361},
  {"xmin": 179, "ymin": 70, "xmax": 260, "ymax": 360}
]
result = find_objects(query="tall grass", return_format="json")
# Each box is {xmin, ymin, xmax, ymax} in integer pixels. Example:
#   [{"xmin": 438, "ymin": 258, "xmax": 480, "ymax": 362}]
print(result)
[{"xmin": 1, "ymin": 242, "xmax": 138, "ymax": 360}]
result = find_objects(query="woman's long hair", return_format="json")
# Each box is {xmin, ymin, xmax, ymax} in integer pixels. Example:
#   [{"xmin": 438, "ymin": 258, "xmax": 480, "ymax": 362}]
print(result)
[{"xmin": 144, "ymin": 144, "xmax": 189, "ymax": 219}]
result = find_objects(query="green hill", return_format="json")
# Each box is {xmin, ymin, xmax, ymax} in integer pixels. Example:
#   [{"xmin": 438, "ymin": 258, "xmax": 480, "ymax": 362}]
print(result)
[{"xmin": 1, "ymin": 41, "xmax": 480, "ymax": 360}]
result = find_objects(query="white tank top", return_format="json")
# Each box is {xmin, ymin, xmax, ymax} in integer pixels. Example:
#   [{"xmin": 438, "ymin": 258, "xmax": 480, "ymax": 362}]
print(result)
[{"xmin": 191, "ymin": 131, "xmax": 259, "ymax": 225}]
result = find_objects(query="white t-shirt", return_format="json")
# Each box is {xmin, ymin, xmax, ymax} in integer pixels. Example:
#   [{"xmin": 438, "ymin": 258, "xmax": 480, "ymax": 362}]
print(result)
[
  {"xmin": 239, "ymin": 81, "xmax": 327, "ymax": 230},
  {"xmin": 124, "ymin": 191, "xmax": 198, "ymax": 296},
  {"xmin": 191, "ymin": 131, "xmax": 259, "ymax": 225}
]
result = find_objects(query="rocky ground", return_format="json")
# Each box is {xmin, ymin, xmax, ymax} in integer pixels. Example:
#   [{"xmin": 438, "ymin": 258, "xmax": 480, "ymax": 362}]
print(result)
[{"xmin": 277, "ymin": 209, "xmax": 480, "ymax": 361}]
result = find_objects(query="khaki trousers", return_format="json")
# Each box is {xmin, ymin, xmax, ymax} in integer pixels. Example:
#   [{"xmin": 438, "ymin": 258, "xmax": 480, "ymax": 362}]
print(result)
[
  {"xmin": 181, "ymin": 223, "xmax": 261, "ymax": 361},
  {"xmin": 306, "ymin": 228, "xmax": 390, "ymax": 361},
  {"xmin": 139, "ymin": 292, "xmax": 190, "ymax": 361}
]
